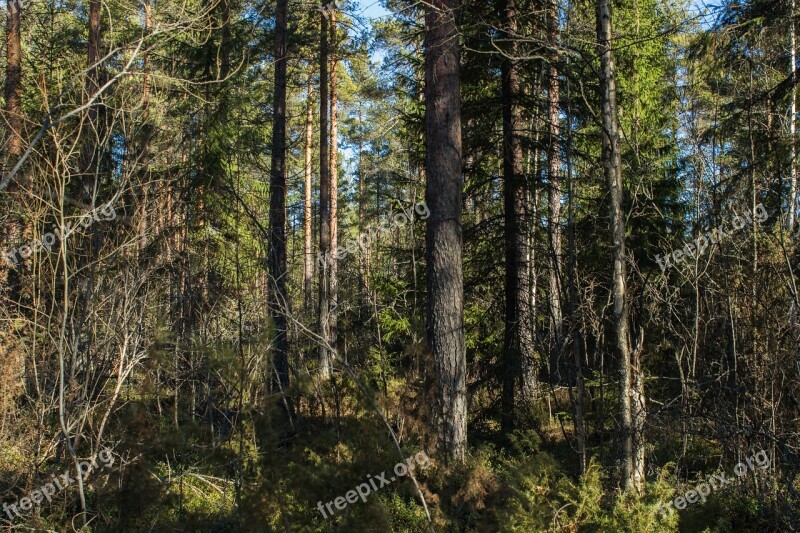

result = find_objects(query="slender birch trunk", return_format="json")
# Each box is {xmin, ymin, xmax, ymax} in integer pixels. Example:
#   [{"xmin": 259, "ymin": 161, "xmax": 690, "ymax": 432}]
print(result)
[{"xmin": 596, "ymin": 0, "xmax": 643, "ymax": 492}]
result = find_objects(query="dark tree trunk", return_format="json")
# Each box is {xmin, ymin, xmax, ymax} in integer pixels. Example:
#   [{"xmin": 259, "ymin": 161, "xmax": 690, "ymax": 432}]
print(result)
[
  {"xmin": 4, "ymin": 0, "xmax": 24, "ymax": 243},
  {"xmin": 547, "ymin": 0, "xmax": 564, "ymax": 384},
  {"xmin": 500, "ymin": 0, "xmax": 533, "ymax": 432},
  {"xmin": 82, "ymin": 0, "xmax": 103, "ymax": 197},
  {"xmin": 220, "ymin": 0, "xmax": 231, "ymax": 80},
  {"xmin": 424, "ymin": 0, "xmax": 466, "ymax": 464},
  {"xmin": 5, "ymin": 0, "xmax": 22, "ymax": 164},
  {"xmin": 357, "ymin": 104, "xmax": 368, "ymax": 292},
  {"xmin": 563, "ymin": 11, "xmax": 586, "ymax": 473},
  {"xmin": 269, "ymin": 0, "xmax": 290, "ymax": 393},
  {"xmin": 328, "ymin": 9, "xmax": 339, "ymax": 362},
  {"xmin": 138, "ymin": 0, "xmax": 152, "ymax": 253},
  {"xmin": 1, "ymin": 0, "xmax": 25, "ymax": 410},
  {"xmin": 318, "ymin": 5, "xmax": 332, "ymax": 379},
  {"xmin": 304, "ymin": 75, "xmax": 314, "ymax": 311},
  {"xmin": 790, "ymin": 0, "xmax": 798, "ymax": 232}
]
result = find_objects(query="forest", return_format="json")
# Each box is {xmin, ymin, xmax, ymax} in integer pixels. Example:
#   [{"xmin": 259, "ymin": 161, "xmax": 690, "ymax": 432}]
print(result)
[{"xmin": 0, "ymin": 0, "xmax": 798, "ymax": 530}]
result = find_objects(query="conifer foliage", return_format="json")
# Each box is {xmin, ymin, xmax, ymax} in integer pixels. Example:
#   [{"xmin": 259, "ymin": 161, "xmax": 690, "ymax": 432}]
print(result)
[{"xmin": 0, "ymin": 0, "xmax": 797, "ymax": 530}]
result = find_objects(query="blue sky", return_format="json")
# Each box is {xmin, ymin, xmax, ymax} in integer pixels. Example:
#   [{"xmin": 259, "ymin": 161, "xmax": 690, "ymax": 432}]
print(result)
[{"xmin": 354, "ymin": 0, "xmax": 391, "ymax": 21}]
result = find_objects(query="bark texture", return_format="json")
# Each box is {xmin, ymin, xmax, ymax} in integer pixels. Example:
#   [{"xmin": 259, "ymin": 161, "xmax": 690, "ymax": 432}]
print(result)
[
  {"xmin": 500, "ymin": 0, "xmax": 534, "ymax": 431},
  {"xmin": 790, "ymin": 0, "xmax": 797, "ymax": 232},
  {"xmin": 82, "ymin": 0, "xmax": 103, "ymax": 196},
  {"xmin": 5, "ymin": 1, "xmax": 22, "ymax": 163},
  {"xmin": 269, "ymin": 0, "xmax": 290, "ymax": 392},
  {"xmin": 424, "ymin": 0, "xmax": 467, "ymax": 463},
  {"xmin": 0, "ymin": 0, "xmax": 25, "ymax": 421},
  {"xmin": 328, "ymin": 9, "xmax": 339, "ymax": 361},
  {"xmin": 596, "ymin": 0, "xmax": 644, "ymax": 492},
  {"xmin": 138, "ymin": 0, "xmax": 152, "ymax": 253},
  {"xmin": 318, "ymin": 6, "xmax": 332, "ymax": 379},
  {"xmin": 547, "ymin": 0, "xmax": 564, "ymax": 383},
  {"xmin": 304, "ymin": 76, "xmax": 314, "ymax": 310}
]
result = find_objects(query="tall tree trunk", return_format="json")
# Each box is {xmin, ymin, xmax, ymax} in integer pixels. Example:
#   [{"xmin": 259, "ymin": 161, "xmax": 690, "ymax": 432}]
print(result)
[
  {"xmin": 73, "ymin": 0, "xmax": 97, "ymax": 493},
  {"xmin": 790, "ymin": 0, "xmax": 798, "ymax": 232},
  {"xmin": 269, "ymin": 0, "xmax": 289, "ymax": 393},
  {"xmin": 358, "ymin": 103, "xmax": 368, "ymax": 292},
  {"xmin": 138, "ymin": 0, "xmax": 152, "ymax": 253},
  {"xmin": 547, "ymin": 0, "xmax": 564, "ymax": 384},
  {"xmin": 596, "ymin": 0, "xmax": 643, "ymax": 492},
  {"xmin": 424, "ymin": 0, "xmax": 466, "ymax": 464},
  {"xmin": 83, "ymin": 0, "xmax": 102, "ymax": 198},
  {"xmin": 4, "ymin": 0, "xmax": 23, "ymax": 250},
  {"xmin": 5, "ymin": 0, "xmax": 22, "ymax": 165},
  {"xmin": 220, "ymin": 0, "xmax": 231, "ymax": 79},
  {"xmin": 328, "ymin": 9, "xmax": 339, "ymax": 360},
  {"xmin": 564, "ymin": 6, "xmax": 585, "ymax": 472},
  {"xmin": 69, "ymin": 0, "xmax": 104, "ymax": 437},
  {"xmin": 304, "ymin": 75, "xmax": 314, "ymax": 311},
  {"xmin": 567, "ymin": 118, "xmax": 586, "ymax": 476},
  {"xmin": 318, "ymin": 5, "xmax": 332, "ymax": 379},
  {"xmin": 358, "ymin": 105, "xmax": 364, "ymax": 233},
  {"xmin": 0, "ymin": 0, "xmax": 25, "ymax": 427},
  {"xmin": 500, "ymin": 0, "xmax": 533, "ymax": 432},
  {"xmin": 631, "ymin": 336, "xmax": 646, "ymax": 492},
  {"xmin": 522, "ymin": 82, "xmax": 543, "ymax": 403}
]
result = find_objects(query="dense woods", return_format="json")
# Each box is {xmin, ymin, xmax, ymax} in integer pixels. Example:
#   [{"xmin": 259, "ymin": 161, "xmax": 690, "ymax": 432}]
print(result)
[{"xmin": 1, "ymin": 0, "xmax": 798, "ymax": 530}]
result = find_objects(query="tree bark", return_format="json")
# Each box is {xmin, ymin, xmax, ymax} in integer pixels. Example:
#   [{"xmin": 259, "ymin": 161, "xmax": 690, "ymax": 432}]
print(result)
[
  {"xmin": 358, "ymin": 105, "xmax": 364, "ymax": 232},
  {"xmin": 0, "ymin": 0, "xmax": 25, "ymax": 420},
  {"xmin": 547, "ymin": 0, "xmax": 564, "ymax": 384},
  {"xmin": 358, "ymin": 103, "xmax": 368, "ymax": 292},
  {"xmin": 304, "ymin": 75, "xmax": 314, "ymax": 311},
  {"xmin": 82, "ymin": 0, "xmax": 103, "ymax": 198},
  {"xmin": 790, "ymin": 0, "xmax": 797, "ymax": 232},
  {"xmin": 3, "ymin": 0, "xmax": 24, "ymax": 251},
  {"xmin": 269, "ymin": 0, "xmax": 289, "ymax": 392},
  {"xmin": 563, "ymin": 4, "xmax": 585, "ymax": 472},
  {"xmin": 500, "ymin": 0, "xmax": 533, "ymax": 432},
  {"xmin": 318, "ymin": 5, "xmax": 332, "ymax": 379},
  {"xmin": 328, "ymin": 9, "xmax": 339, "ymax": 360},
  {"xmin": 424, "ymin": 0, "xmax": 466, "ymax": 464},
  {"xmin": 522, "ymin": 82, "xmax": 543, "ymax": 403},
  {"xmin": 596, "ymin": 0, "xmax": 643, "ymax": 492},
  {"xmin": 220, "ymin": 0, "xmax": 231, "ymax": 80},
  {"xmin": 5, "ymin": 0, "xmax": 22, "ymax": 164},
  {"xmin": 566, "ymin": 97, "xmax": 587, "ymax": 476},
  {"xmin": 138, "ymin": 0, "xmax": 152, "ymax": 253}
]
